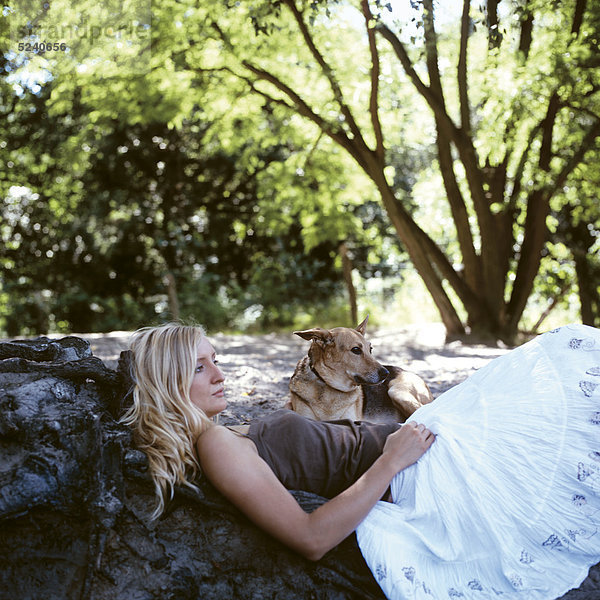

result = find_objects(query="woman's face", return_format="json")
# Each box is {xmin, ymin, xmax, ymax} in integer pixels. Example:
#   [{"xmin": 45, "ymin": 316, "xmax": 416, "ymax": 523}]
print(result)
[{"xmin": 189, "ymin": 337, "xmax": 226, "ymax": 417}]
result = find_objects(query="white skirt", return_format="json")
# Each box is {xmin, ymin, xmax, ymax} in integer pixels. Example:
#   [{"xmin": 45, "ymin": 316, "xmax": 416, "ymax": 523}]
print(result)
[{"xmin": 356, "ymin": 324, "xmax": 600, "ymax": 599}]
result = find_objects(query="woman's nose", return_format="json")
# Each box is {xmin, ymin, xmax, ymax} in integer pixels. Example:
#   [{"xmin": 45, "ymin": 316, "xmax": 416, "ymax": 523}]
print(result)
[{"xmin": 212, "ymin": 364, "xmax": 225, "ymax": 382}]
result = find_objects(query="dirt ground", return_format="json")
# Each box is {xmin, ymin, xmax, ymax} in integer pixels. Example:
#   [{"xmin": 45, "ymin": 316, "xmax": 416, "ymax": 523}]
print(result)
[{"xmin": 76, "ymin": 323, "xmax": 510, "ymax": 426}]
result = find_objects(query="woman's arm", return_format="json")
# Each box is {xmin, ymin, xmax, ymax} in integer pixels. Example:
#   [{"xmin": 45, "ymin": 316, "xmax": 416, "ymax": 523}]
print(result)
[{"xmin": 197, "ymin": 422, "xmax": 434, "ymax": 561}]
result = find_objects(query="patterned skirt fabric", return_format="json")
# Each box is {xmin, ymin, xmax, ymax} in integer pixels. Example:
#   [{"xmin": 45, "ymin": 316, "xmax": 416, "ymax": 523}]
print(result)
[{"xmin": 356, "ymin": 324, "xmax": 600, "ymax": 599}]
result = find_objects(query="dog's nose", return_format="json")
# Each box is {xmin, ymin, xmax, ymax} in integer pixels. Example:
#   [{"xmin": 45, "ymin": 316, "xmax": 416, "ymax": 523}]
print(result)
[{"xmin": 378, "ymin": 366, "xmax": 390, "ymax": 381}]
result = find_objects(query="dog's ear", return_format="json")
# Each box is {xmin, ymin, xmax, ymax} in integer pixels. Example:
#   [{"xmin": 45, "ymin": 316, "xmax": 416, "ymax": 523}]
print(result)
[
  {"xmin": 294, "ymin": 328, "xmax": 333, "ymax": 345},
  {"xmin": 355, "ymin": 315, "xmax": 369, "ymax": 336}
]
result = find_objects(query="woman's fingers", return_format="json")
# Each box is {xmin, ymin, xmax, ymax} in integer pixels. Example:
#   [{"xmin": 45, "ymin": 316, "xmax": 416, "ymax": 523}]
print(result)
[
  {"xmin": 412, "ymin": 422, "xmax": 429, "ymax": 436},
  {"xmin": 382, "ymin": 421, "xmax": 435, "ymax": 470},
  {"xmin": 411, "ymin": 423, "xmax": 435, "ymax": 451}
]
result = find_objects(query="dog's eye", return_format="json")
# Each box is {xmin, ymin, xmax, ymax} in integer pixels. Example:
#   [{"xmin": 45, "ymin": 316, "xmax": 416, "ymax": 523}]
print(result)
[{"xmin": 351, "ymin": 347, "xmax": 362, "ymax": 355}]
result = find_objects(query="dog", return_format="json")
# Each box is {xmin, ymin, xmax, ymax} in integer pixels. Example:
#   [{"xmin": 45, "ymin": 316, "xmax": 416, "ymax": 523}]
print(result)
[{"xmin": 287, "ymin": 317, "xmax": 433, "ymax": 423}]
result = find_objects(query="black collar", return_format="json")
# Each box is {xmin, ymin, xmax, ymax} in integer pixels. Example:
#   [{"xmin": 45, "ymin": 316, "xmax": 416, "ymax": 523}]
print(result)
[{"xmin": 309, "ymin": 358, "xmax": 327, "ymax": 384}]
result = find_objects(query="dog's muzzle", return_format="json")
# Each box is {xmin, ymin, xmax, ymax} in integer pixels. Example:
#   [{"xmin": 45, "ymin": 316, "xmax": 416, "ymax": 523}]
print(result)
[{"xmin": 354, "ymin": 366, "xmax": 389, "ymax": 385}]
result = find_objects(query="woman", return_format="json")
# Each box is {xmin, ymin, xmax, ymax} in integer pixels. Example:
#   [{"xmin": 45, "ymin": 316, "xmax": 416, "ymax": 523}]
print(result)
[{"xmin": 122, "ymin": 322, "xmax": 600, "ymax": 599}]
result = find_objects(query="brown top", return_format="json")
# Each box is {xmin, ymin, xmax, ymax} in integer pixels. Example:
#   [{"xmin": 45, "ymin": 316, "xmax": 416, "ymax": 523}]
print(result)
[{"xmin": 247, "ymin": 410, "xmax": 401, "ymax": 498}]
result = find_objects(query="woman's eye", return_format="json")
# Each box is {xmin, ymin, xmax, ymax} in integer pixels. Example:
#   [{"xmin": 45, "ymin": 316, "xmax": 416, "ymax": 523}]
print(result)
[
  {"xmin": 351, "ymin": 347, "xmax": 362, "ymax": 355},
  {"xmin": 195, "ymin": 365, "xmax": 204, "ymax": 373}
]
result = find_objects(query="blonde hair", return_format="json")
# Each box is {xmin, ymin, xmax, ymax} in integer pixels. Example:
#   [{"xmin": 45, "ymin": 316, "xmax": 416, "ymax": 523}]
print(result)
[{"xmin": 120, "ymin": 322, "xmax": 214, "ymax": 519}]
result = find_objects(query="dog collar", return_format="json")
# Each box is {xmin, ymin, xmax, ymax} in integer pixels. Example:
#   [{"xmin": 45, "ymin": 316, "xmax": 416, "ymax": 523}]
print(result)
[{"xmin": 309, "ymin": 359, "xmax": 327, "ymax": 384}]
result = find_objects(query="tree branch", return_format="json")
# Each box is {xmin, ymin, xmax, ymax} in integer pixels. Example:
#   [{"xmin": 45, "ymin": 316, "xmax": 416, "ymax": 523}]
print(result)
[
  {"xmin": 506, "ymin": 117, "xmax": 599, "ymax": 331},
  {"xmin": 377, "ymin": 3, "xmax": 496, "ymax": 302},
  {"xmin": 518, "ymin": 1, "xmax": 534, "ymax": 60},
  {"xmin": 507, "ymin": 121, "xmax": 542, "ymax": 209},
  {"xmin": 435, "ymin": 124, "xmax": 481, "ymax": 291},
  {"xmin": 420, "ymin": 0, "xmax": 487, "ymax": 209},
  {"xmin": 376, "ymin": 19, "xmax": 474, "ymax": 164},
  {"xmin": 422, "ymin": 0, "xmax": 498, "ymax": 301},
  {"xmin": 413, "ymin": 218, "xmax": 484, "ymax": 317},
  {"xmin": 550, "ymin": 119, "xmax": 600, "ymax": 195},
  {"xmin": 422, "ymin": 0, "xmax": 447, "ymax": 111},
  {"xmin": 375, "ymin": 184, "xmax": 470, "ymax": 334},
  {"xmin": 538, "ymin": 92, "xmax": 561, "ymax": 171},
  {"xmin": 240, "ymin": 60, "xmax": 369, "ymax": 171},
  {"xmin": 198, "ymin": 64, "xmax": 298, "ymax": 111},
  {"xmin": 571, "ymin": 0, "xmax": 587, "ymax": 35},
  {"xmin": 486, "ymin": 0, "xmax": 502, "ymax": 50},
  {"xmin": 301, "ymin": 130, "xmax": 325, "ymax": 171},
  {"xmin": 375, "ymin": 23, "xmax": 448, "ymax": 122},
  {"xmin": 525, "ymin": 280, "xmax": 571, "ymax": 335},
  {"xmin": 532, "ymin": 0, "xmax": 588, "ymax": 175},
  {"xmin": 209, "ymin": 15, "xmax": 372, "ymax": 168},
  {"xmin": 375, "ymin": 17, "xmax": 467, "ymax": 149},
  {"xmin": 458, "ymin": 0, "xmax": 471, "ymax": 135},
  {"xmin": 281, "ymin": 0, "xmax": 367, "ymax": 149},
  {"xmin": 503, "ymin": 107, "xmax": 598, "ymax": 334},
  {"xmin": 361, "ymin": 0, "xmax": 385, "ymax": 159}
]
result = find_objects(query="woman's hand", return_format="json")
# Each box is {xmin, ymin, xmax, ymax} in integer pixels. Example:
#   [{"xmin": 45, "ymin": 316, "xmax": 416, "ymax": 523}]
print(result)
[{"xmin": 382, "ymin": 421, "xmax": 435, "ymax": 472}]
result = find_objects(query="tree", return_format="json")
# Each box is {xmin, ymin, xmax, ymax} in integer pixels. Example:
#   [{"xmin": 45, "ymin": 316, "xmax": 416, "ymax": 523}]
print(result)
[
  {"xmin": 3, "ymin": 0, "xmax": 410, "ymax": 333},
  {"xmin": 0, "ymin": 60, "xmax": 361, "ymax": 333},
  {"xmin": 79, "ymin": 117, "xmax": 351, "ymax": 330},
  {"xmin": 550, "ymin": 154, "xmax": 600, "ymax": 328},
  {"xmin": 5, "ymin": 0, "xmax": 598, "ymax": 338},
  {"xmin": 195, "ymin": 0, "xmax": 600, "ymax": 342},
  {"xmin": 0, "ymin": 75, "xmax": 351, "ymax": 333},
  {"xmin": 0, "ymin": 57, "xmax": 96, "ymax": 334}
]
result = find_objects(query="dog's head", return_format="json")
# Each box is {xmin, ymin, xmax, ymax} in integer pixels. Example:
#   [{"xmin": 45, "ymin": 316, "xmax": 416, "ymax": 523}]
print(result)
[{"xmin": 294, "ymin": 316, "xmax": 389, "ymax": 392}]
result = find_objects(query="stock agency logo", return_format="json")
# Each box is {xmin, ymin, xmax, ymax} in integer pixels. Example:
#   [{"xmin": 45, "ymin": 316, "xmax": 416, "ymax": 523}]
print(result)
[{"xmin": 8, "ymin": 0, "xmax": 151, "ymax": 74}]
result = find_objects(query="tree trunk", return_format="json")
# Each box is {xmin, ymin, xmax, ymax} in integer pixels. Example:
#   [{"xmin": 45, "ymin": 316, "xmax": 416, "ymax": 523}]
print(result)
[
  {"xmin": 365, "ymin": 167, "xmax": 466, "ymax": 337},
  {"xmin": 339, "ymin": 242, "xmax": 358, "ymax": 325},
  {"xmin": 434, "ymin": 118, "xmax": 482, "ymax": 293},
  {"xmin": 571, "ymin": 232, "xmax": 600, "ymax": 327},
  {"xmin": 575, "ymin": 251, "xmax": 599, "ymax": 327},
  {"xmin": 165, "ymin": 271, "xmax": 180, "ymax": 321}
]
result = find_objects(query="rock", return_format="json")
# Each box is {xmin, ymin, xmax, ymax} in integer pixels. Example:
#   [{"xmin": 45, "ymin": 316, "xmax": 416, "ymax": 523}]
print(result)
[
  {"xmin": 0, "ymin": 336, "xmax": 598, "ymax": 600},
  {"xmin": 0, "ymin": 335, "xmax": 92, "ymax": 362}
]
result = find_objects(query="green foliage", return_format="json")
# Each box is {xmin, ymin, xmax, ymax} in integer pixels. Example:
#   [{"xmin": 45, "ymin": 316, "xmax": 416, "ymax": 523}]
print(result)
[
  {"xmin": 0, "ymin": 64, "xmax": 355, "ymax": 334},
  {"xmin": 2, "ymin": 0, "xmax": 599, "ymax": 338}
]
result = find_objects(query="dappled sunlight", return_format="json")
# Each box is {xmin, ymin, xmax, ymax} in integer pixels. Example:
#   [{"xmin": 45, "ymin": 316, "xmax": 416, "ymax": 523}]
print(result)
[{"xmin": 72, "ymin": 324, "xmax": 512, "ymax": 426}]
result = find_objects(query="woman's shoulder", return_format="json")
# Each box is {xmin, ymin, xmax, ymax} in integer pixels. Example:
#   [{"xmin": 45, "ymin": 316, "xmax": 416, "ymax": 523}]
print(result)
[
  {"xmin": 200, "ymin": 411, "xmax": 306, "ymax": 448},
  {"xmin": 196, "ymin": 424, "xmax": 235, "ymax": 452},
  {"xmin": 197, "ymin": 424, "xmax": 255, "ymax": 456}
]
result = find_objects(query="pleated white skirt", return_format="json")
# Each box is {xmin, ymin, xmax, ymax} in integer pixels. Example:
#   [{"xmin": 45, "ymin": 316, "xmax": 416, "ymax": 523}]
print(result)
[{"xmin": 357, "ymin": 324, "xmax": 600, "ymax": 599}]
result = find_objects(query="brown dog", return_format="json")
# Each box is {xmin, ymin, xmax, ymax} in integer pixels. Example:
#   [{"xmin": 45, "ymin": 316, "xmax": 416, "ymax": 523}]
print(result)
[{"xmin": 288, "ymin": 317, "xmax": 433, "ymax": 423}]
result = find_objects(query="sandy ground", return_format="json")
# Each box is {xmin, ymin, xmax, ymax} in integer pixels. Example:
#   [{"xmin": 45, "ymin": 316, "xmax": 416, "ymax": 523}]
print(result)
[{"xmin": 76, "ymin": 323, "xmax": 510, "ymax": 426}]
